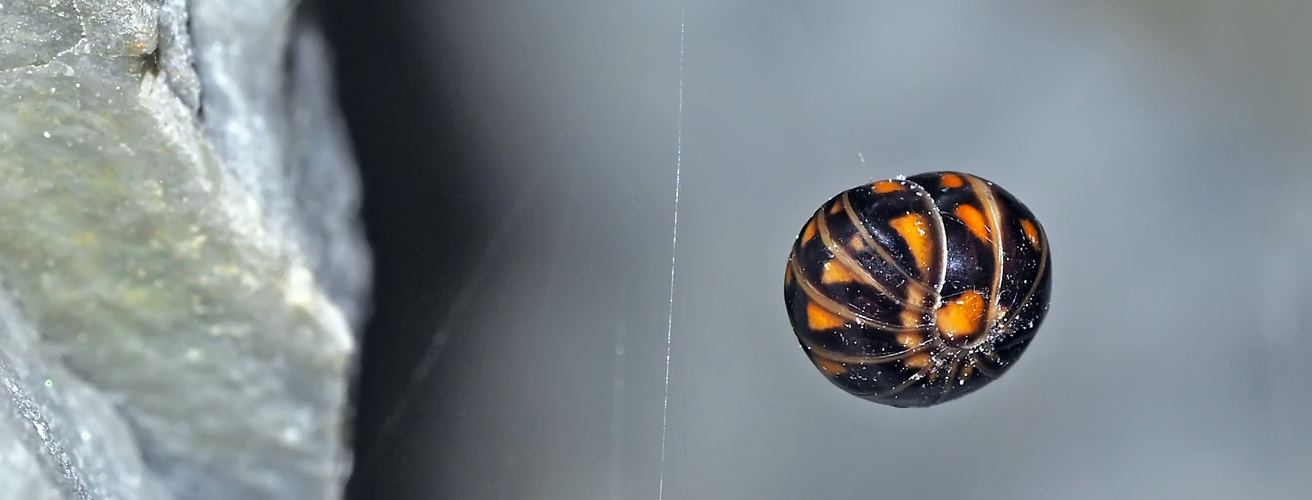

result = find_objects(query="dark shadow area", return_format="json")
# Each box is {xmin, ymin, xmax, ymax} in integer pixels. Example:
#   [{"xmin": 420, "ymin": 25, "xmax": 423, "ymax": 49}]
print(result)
[{"xmin": 316, "ymin": 0, "xmax": 493, "ymax": 497}]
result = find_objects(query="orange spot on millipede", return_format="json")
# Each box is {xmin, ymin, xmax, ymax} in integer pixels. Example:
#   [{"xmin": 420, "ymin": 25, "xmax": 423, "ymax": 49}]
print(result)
[
  {"xmin": 897, "ymin": 332, "xmax": 923, "ymax": 349},
  {"xmin": 955, "ymin": 204, "xmax": 991, "ymax": 244},
  {"xmin": 889, "ymin": 213, "xmax": 932, "ymax": 274},
  {"xmin": 849, "ymin": 235, "xmax": 866, "ymax": 252},
  {"xmin": 814, "ymin": 357, "xmax": 849, "ymax": 376},
  {"xmin": 905, "ymin": 353, "xmax": 932, "ymax": 369},
  {"xmin": 940, "ymin": 173, "xmax": 964, "ymax": 189},
  {"xmin": 900, "ymin": 287, "xmax": 928, "ymax": 327},
  {"xmin": 802, "ymin": 218, "xmax": 818, "ymax": 243},
  {"xmin": 806, "ymin": 302, "xmax": 845, "ymax": 331},
  {"xmin": 1021, "ymin": 219, "xmax": 1041, "ymax": 250},
  {"xmin": 873, "ymin": 180, "xmax": 905, "ymax": 193},
  {"xmin": 936, "ymin": 290, "xmax": 986, "ymax": 339},
  {"xmin": 821, "ymin": 260, "xmax": 856, "ymax": 284}
]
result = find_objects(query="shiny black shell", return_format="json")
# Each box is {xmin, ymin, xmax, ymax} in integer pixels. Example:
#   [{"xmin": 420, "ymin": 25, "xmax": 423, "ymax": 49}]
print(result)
[{"xmin": 783, "ymin": 171, "xmax": 1051, "ymax": 408}]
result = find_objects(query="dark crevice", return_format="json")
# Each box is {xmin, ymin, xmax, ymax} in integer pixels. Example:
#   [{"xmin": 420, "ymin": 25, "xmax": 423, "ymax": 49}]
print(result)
[
  {"xmin": 318, "ymin": 0, "xmax": 497, "ymax": 497},
  {"xmin": 139, "ymin": 49, "xmax": 160, "ymax": 77}
]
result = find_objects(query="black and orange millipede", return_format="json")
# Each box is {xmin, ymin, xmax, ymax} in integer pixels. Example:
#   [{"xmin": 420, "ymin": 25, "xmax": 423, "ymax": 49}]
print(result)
[{"xmin": 784, "ymin": 171, "xmax": 1051, "ymax": 408}]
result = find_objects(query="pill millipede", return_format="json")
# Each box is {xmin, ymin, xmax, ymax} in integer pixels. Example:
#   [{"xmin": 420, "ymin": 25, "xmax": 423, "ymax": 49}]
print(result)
[{"xmin": 783, "ymin": 171, "xmax": 1051, "ymax": 408}]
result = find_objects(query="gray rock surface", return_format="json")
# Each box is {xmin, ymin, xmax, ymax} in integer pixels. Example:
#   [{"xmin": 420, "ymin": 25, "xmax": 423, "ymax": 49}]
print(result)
[
  {"xmin": 1, "ymin": 282, "xmax": 173, "ymax": 499},
  {"xmin": 0, "ymin": 0, "xmax": 369, "ymax": 498}
]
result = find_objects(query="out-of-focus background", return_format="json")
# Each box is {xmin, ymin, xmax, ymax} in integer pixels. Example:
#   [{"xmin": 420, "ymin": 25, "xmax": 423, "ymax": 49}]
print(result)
[{"xmin": 326, "ymin": 1, "xmax": 1312, "ymax": 498}]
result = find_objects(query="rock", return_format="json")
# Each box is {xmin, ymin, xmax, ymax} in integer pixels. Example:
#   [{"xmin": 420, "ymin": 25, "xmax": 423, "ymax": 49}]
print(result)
[
  {"xmin": 1, "ymin": 283, "xmax": 174, "ymax": 500},
  {"xmin": 0, "ymin": 0, "xmax": 369, "ymax": 498}
]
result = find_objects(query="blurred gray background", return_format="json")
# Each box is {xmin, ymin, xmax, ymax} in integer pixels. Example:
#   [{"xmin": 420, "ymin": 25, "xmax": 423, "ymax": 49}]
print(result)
[{"xmin": 330, "ymin": 1, "xmax": 1312, "ymax": 498}]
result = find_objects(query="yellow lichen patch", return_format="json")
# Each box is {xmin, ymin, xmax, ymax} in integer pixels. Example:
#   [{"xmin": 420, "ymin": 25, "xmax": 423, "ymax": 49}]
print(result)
[
  {"xmin": 814, "ymin": 357, "xmax": 849, "ymax": 376},
  {"xmin": 1020, "ymin": 219, "xmax": 1041, "ymax": 250},
  {"xmin": 955, "ymin": 204, "xmax": 991, "ymax": 244},
  {"xmin": 889, "ymin": 214, "xmax": 932, "ymax": 274},
  {"xmin": 905, "ymin": 353, "xmax": 932, "ymax": 369},
  {"xmin": 940, "ymin": 173, "xmax": 964, "ymax": 188},
  {"xmin": 936, "ymin": 290, "xmax": 985, "ymax": 339},
  {"xmin": 820, "ymin": 260, "xmax": 856, "ymax": 284},
  {"xmin": 896, "ymin": 332, "xmax": 923, "ymax": 349},
  {"xmin": 802, "ymin": 218, "xmax": 818, "ymax": 243},
  {"xmin": 873, "ymin": 180, "xmax": 905, "ymax": 193},
  {"xmin": 74, "ymin": 231, "xmax": 97, "ymax": 246},
  {"xmin": 806, "ymin": 302, "xmax": 845, "ymax": 331}
]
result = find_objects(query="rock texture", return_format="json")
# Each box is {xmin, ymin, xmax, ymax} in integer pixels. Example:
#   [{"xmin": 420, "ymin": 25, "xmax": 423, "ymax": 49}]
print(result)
[{"xmin": 0, "ymin": 1, "xmax": 368, "ymax": 498}]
